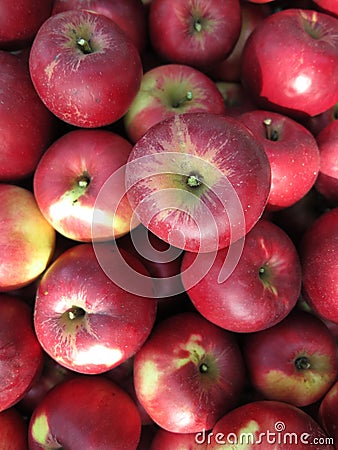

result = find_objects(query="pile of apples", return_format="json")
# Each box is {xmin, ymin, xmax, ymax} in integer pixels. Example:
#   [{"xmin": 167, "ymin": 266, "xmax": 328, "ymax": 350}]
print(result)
[{"xmin": 1, "ymin": 0, "xmax": 338, "ymax": 448}]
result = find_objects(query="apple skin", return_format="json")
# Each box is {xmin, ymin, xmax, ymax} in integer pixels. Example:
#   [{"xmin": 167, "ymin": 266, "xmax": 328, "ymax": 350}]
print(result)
[
  {"xmin": 0, "ymin": 184, "xmax": 56, "ymax": 292},
  {"xmin": 33, "ymin": 242, "xmax": 157, "ymax": 374},
  {"xmin": 0, "ymin": 407, "xmax": 28, "ymax": 450},
  {"xmin": 124, "ymin": 63, "xmax": 226, "ymax": 143},
  {"xmin": 241, "ymin": 8, "xmax": 338, "ymax": 118},
  {"xmin": 215, "ymin": 81, "xmax": 258, "ymax": 117},
  {"xmin": 0, "ymin": 295, "xmax": 44, "ymax": 413},
  {"xmin": 181, "ymin": 219, "xmax": 301, "ymax": 333},
  {"xmin": 0, "ymin": 51, "xmax": 57, "ymax": 181},
  {"xmin": 33, "ymin": 128, "xmax": 138, "ymax": 242},
  {"xmin": 0, "ymin": 0, "xmax": 53, "ymax": 50},
  {"xmin": 318, "ymin": 380, "xmax": 338, "ymax": 445},
  {"xmin": 314, "ymin": 120, "xmax": 338, "ymax": 206},
  {"xmin": 133, "ymin": 311, "xmax": 245, "ymax": 433},
  {"xmin": 238, "ymin": 109, "xmax": 320, "ymax": 210},
  {"xmin": 150, "ymin": 428, "xmax": 208, "ymax": 449},
  {"xmin": 313, "ymin": 0, "xmax": 338, "ymax": 17},
  {"xmin": 208, "ymin": 400, "xmax": 334, "ymax": 449},
  {"xmin": 28, "ymin": 375, "xmax": 142, "ymax": 450},
  {"xmin": 242, "ymin": 310, "xmax": 338, "ymax": 407},
  {"xmin": 52, "ymin": 0, "xmax": 148, "ymax": 52},
  {"xmin": 29, "ymin": 9, "xmax": 143, "ymax": 128},
  {"xmin": 148, "ymin": 0, "xmax": 242, "ymax": 69},
  {"xmin": 300, "ymin": 207, "xmax": 338, "ymax": 324},
  {"xmin": 126, "ymin": 112, "xmax": 271, "ymax": 253}
]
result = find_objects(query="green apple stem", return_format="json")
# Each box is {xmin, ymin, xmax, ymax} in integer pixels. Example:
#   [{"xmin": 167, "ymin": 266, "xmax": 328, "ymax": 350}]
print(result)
[
  {"xmin": 76, "ymin": 37, "xmax": 93, "ymax": 54},
  {"xmin": 67, "ymin": 306, "xmax": 85, "ymax": 321},
  {"xmin": 294, "ymin": 356, "xmax": 311, "ymax": 370},
  {"xmin": 172, "ymin": 91, "xmax": 193, "ymax": 108},
  {"xmin": 263, "ymin": 118, "xmax": 279, "ymax": 141},
  {"xmin": 77, "ymin": 172, "xmax": 90, "ymax": 189},
  {"xmin": 194, "ymin": 19, "xmax": 203, "ymax": 33},
  {"xmin": 199, "ymin": 362, "xmax": 209, "ymax": 373},
  {"xmin": 186, "ymin": 172, "xmax": 203, "ymax": 188}
]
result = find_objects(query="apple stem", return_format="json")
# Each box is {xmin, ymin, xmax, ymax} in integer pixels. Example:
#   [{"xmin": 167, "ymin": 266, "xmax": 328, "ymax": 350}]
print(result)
[
  {"xmin": 77, "ymin": 172, "xmax": 90, "ymax": 189},
  {"xmin": 294, "ymin": 356, "xmax": 311, "ymax": 371},
  {"xmin": 67, "ymin": 306, "xmax": 85, "ymax": 321},
  {"xmin": 186, "ymin": 172, "xmax": 203, "ymax": 188},
  {"xmin": 199, "ymin": 362, "xmax": 209, "ymax": 373},
  {"xmin": 263, "ymin": 119, "xmax": 279, "ymax": 141},
  {"xmin": 76, "ymin": 37, "xmax": 93, "ymax": 54},
  {"xmin": 194, "ymin": 18, "xmax": 203, "ymax": 33},
  {"xmin": 172, "ymin": 91, "xmax": 193, "ymax": 108}
]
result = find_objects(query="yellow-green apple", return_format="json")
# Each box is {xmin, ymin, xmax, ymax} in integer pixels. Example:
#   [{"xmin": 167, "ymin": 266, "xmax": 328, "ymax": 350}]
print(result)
[
  {"xmin": 315, "ymin": 120, "xmax": 338, "ymax": 206},
  {"xmin": 318, "ymin": 380, "xmax": 338, "ymax": 445},
  {"xmin": 148, "ymin": 0, "xmax": 241, "ymax": 69},
  {"xmin": 0, "ymin": 51, "xmax": 56, "ymax": 181},
  {"xmin": 28, "ymin": 375, "xmax": 142, "ymax": 450},
  {"xmin": 241, "ymin": 9, "xmax": 338, "ymax": 118},
  {"xmin": 133, "ymin": 311, "xmax": 245, "ymax": 433},
  {"xmin": 0, "ymin": 295, "xmax": 43, "ymax": 413},
  {"xmin": 33, "ymin": 242, "xmax": 157, "ymax": 374},
  {"xmin": 124, "ymin": 63, "xmax": 226, "ymax": 143},
  {"xmin": 0, "ymin": 407, "xmax": 28, "ymax": 450},
  {"xmin": 238, "ymin": 109, "xmax": 320, "ymax": 210},
  {"xmin": 242, "ymin": 310, "xmax": 338, "ymax": 407},
  {"xmin": 33, "ymin": 128, "xmax": 138, "ymax": 242},
  {"xmin": 29, "ymin": 9, "xmax": 143, "ymax": 128},
  {"xmin": 207, "ymin": 400, "xmax": 334, "ymax": 449},
  {"xmin": 126, "ymin": 112, "xmax": 271, "ymax": 253},
  {"xmin": 52, "ymin": 0, "xmax": 148, "ymax": 52},
  {"xmin": 300, "ymin": 207, "xmax": 338, "ymax": 324},
  {"xmin": 0, "ymin": 0, "xmax": 53, "ymax": 50},
  {"xmin": 181, "ymin": 219, "xmax": 301, "ymax": 333},
  {"xmin": 0, "ymin": 184, "xmax": 55, "ymax": 292}
]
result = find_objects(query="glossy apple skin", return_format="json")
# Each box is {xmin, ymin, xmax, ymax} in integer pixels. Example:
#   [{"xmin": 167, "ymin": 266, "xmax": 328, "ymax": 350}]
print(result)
[
  {"xmin": 126, "ymin": 112, "xmax": 271, "ymax": 253},
  {"xmin": 0, "ymin": 407, "xmax": 28, "ymax": 450},
  {"xmin": 150, "ymin": 428, "xmax": 208, "ymax": 449},
  {"xmin": 33, "ymin": 128, "xmax": 138, "ymax": 242},
  {"xmin": 52, "ymin": 0, "xmax": 148, "ymax": 52},
  {"xmin": 0, "ymin": 295, "xmax": 44, "ymax": 413},
  {"xmin": 241, "ymin": 9, "xmax": 338, "ymax": 118},
  {"xmin": 209, "ymin": 400, "xmax": 334, "ymax": 449},
  {"xmin": 300, "ymin": 207, "xmax": 338, "ymax": 324},
  {"xmin": 124, "ymin": 63, "xmax": 226, "ymax": 143},
  {"xmin": 28, "ymin": 376, "xmax": 142, "ymax": 450},
  {"xmin": 243, "ymin": 310, "xmax": 338, "ymax": 407},
  {"xmin": 315, "ymin": 120, "xmax": 338, "ymax": 206},
  {"xmin": 182, "ymin": 219, "xmax": 301, "ymax": 333},
  {"xmin": 133, "ymin": 311, "xmax": 245, "ymax": 433},
  {"xmin": 34, "ymin": 243, "xmax": 157, "ymax": 374},
  {"xmin": 0, "ymin": 184, "xmax": 56, "ymax": 292},
  {"xmin": 238, "ymin": 109, "xmax": 320, "ymax": 210},
  {"xmin": 318, "ymin": 380, "xmax": 338, "ymax": 444},
  {"xmin": 313, "ymin": 0, "xmax": 338, "ymax": 17},
  {"xmin": 0, "ymin": 51, "xmax": 56, "ymax": 181},
  {"xmin": 148, "ymin": 0, "xmax": 241, "ymax": 69},
  {"xmin": 0, "ymin": 0, "xmax": 53, "ymax": 50},
  {"xmin": 29, "ymin": 9, "xmax": 143, "ymax": 128}
]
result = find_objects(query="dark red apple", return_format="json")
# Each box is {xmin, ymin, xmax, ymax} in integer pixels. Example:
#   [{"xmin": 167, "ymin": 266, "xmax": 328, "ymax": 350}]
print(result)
[
  {"xmin": 150, "ymin": 428, "xmax": 208, "ymax": 449},
  {"xmin": 181, "ymin": 219, "xmax": 301, "ymax": 333},
  {"xmin": 318, "ymin": 380, "xmax": 338, "ymax": 445},
  {"xmin": 29, "ymin": 9, "xmax": 143, "ymax": 128},
  {"xmin": 148, "ymin": 0, "xmax": 242, "ymax": 69},
  {"xmin": 133, "ymin": 311, "xmax": 245, "ymax": 433},
  {"xmin": 126, "ymin": 112, "xmax": 271, "ymax": 253},
  {"xmin": 243, "ymin": 310, "xmax": 338, "ymax": 407},
  {"xmin": 0, "ymin": 407, "xmax": 28, "ymax": 450}
]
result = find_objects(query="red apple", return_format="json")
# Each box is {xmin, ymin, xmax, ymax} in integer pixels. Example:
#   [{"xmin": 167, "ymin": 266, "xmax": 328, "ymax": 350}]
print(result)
[
  {"xmin": 241, "ymin": 8, "xmax": 338, "ymax": 118},
  {"xmin": 0, "ymin": 0, "xmax": 53, "ymax": 50},
  {"xmin": 28, "ymin": 375, "xmax": 142, "ymax": 449},
  {"xmin": 33, "ymin": 128, "xmax": 139, "ymax": 242},
  {"xmin": 181, "ymin": 219, "xmax": 301, "ymax": 333},
  {"xmin": 300, "ymin": 207, "xmax": 338, "ymax": 324},
  {"xmin": 124, "ymin": 63, "xmax": 226, "ymax": 143},
  {"xmin": 126, "ymin": 112, "xmax": 271, "ymax": 254},
  {"xmin": 133, "ymin": 311, "xmax": 245, "ymax": 433},
  {"xmin": 52, "ymin": 0, "xmax": 148, "ymax": 52},
  {"xmin": 0, "ymin": 407, "xmax": 28, "ymax": 450},
  {"xmin": 0, "ymin": 51, "xmax": 56, "ymax": 181},
  {"xmin": 33, "ymin": 242, "xmax": 157, "ymax": 374},
  {"xmin": 0, "ymin": 184, "xmax": 56, "ymax": 292},
  {"xmin": 243, "ymin": 310, "xmax": 338, "ymax": 407},
  {"xmin": 29, "ymin": 9, "xmax": 143, "ymax": 128},
  {"xmin": 215, "ymin": 81, "xmax": 258, "ymax": 116},
  {"xmin": 318, "ymin": 380, "xmax": 338, "ymax": 444},
  {"xmin": 207, "ymin": 400, "xmax": 334, "ymax": 449},
  {"xmin": 238, "ymin": 109, "xmax": 320, "ymax": 210},
  {"xmin": 150, "ymin": 428, "xmax": 208, "ymax": 449},
  {"xmin": 315, "ymin": 120, "xmax": 338, "ymax": 206},
  {"xmin": 148, "ymin": 0, "xmax": 242, "ymax": 69},
  {"xmin": 313, "ymin": 0, "xmax": 338, "ymax": 17},
  {"xmin": 0, "ymin": 295, "xmax": 44, "ymax": 413}
]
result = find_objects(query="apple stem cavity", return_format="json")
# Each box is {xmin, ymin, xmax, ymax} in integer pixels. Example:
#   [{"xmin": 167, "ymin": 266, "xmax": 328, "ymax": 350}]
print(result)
[
  {"xmin": 67, "ymin": 306, "xmax": 86, "ymax": 321},
  {"xmin": 294, "ymin": 356, "xmax": 311, "ymax": 371},
  {"xmin": 199, "ymin": 362, "xmax": 209, "ymax": 373},
  {"xmin": 172, "ymin": 91, "xmax": 193, "ymax": 108},
  {"xmin": 186, "ymin": 172, "xmax": 203, "ymax": 188},
  {"xmin": 76, "ymin": 36, "xmax": 93, "ymax": 54},
  {"xmin": 263, "ymin": 119, "xmax": 279, "ymax": 141}
]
